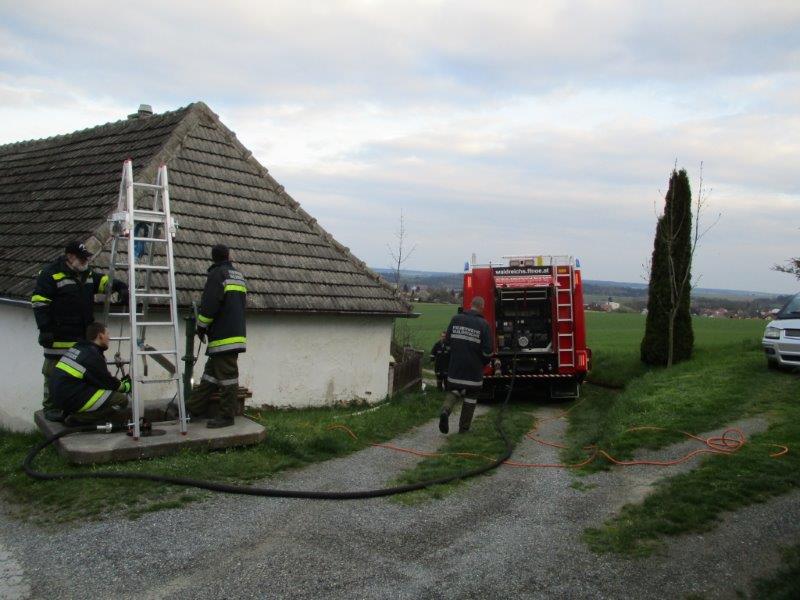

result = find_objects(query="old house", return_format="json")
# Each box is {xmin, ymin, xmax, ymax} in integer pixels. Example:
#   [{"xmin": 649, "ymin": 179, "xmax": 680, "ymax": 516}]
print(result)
[{"xmin": 0, "ymin": 102, "xmax": 410, "ymax": 431}]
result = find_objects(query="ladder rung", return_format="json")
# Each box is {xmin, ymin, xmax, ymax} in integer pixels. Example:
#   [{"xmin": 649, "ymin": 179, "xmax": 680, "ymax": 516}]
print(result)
[
  {"xmin": 137, "ymin": 321, "xmax": 174, "ymax": 327},
  {"xmin": 133, "ymin": 214, "xmax": 167, "ymax": 224},
  {"xmin": 133, "ymin": 236, "xmax": 168, "ymax": 243},
  {"xmin": 140, "ymin": 377, "xmax": 180, "ymax": 384},
  {"xmin": 107, "ymin": 312, "xmax": 144, "ymax": 317},
  {"xmin": 106, "ymin": 360, "xmax": 130, "ymax": 365},
  {"xmin": 134, "ymin": 264, "xmax": 170, "ymax": 271},
  {"xmin": 136, "ymin": 349, "xmax": 178, "ymax": 355},
  {"xmin": 557, "ymin": 304, "xmax": 572, "ymax": 307},
  {"xmin": 109, "ymin": 336, "xmax": 131, "ymax": 341},
  {"xmin": 132, "ymin": 183, "xmax": 164, "ymax": 190},
  {"xmin": 135, "ymin": 292, "xmax": 172, "ymax": 298}
]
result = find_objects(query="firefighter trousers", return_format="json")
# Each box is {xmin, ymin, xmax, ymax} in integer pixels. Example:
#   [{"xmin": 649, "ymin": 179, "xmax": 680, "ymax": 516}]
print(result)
[
  {"xmin": 66, "ymin": 392, "xmax": 129, "ymax": 426},
  {"xmin": 42, "ymin": 357, "xmax": 59, "ymax": 413},
  {"xmin": 441, "ymin": 387, "xmax": 478, "ymax": 433},
  {"xmin": 188, "ymin": 353, "xmax": 239, "ymax": 419}
]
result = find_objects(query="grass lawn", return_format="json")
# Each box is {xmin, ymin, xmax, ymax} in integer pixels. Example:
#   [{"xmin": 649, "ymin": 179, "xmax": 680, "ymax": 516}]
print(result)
[
  {"xmin": 558, "ymin": 314, "xmax": 800, "ymax": 557},
  {"xmin": 404, "ymin": 305, "xmax": 799, "ymax": 565},
  {"xmin": 393, "ymin": 395, "xmax": 536, "ymax": 504},
  {"xmin": 0, "ymin": 392, "xmax": 440, "ymax": 523},
  {"xmin": 397, "ymin": 302, "xmax": 460, "ymax": 366},
  {"xmin": 753, "ymin": 543, "xmax": 800, "ymax": 599}
]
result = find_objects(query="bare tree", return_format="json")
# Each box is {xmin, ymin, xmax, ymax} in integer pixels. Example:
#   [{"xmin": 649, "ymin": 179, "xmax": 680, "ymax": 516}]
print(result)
[
  {"xmin": 772, "ymin": 244, "xmax": 800, "ymax": 280},
  {"xmin": 387, "ymin": 208, "xmax": 417, "ymax": 286}
]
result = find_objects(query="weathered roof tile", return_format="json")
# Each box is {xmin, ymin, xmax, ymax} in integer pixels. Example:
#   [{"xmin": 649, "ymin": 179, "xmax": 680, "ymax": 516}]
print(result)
[{"xmin": 0, "ymin": 102, "xmax": 408, "ymax": 316}]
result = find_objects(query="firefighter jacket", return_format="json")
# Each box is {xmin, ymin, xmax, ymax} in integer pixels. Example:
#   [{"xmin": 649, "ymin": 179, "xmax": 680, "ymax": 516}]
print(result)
[
  {"xmin": 430, "ymin": 340, "xmax": 450, "ymax": 374},
  {"xmin": 50, "ymin": 340, "xmax": 127, "ymax": 415},
  {"xmin": 31, "ymin": 257, "xmax": 127, "ymax": 357},
  {"xmin": 197, "ymin": 260, "xmax": 247, "ymax": 355},
  {"xmin": 445, "ymin": 309, "xmax": 493, "ymax": 389}
]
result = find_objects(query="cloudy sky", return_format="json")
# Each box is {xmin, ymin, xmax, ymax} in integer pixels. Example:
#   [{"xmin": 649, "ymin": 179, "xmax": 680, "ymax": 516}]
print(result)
[{"xmin": 1, "ymin": 0, "xmax": 798, "ymax": 293}]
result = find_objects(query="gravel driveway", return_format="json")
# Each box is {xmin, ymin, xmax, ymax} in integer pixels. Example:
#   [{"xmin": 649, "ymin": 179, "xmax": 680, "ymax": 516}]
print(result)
[{"xmin": 1, "ymin": 405, "xmax": 798, "ymax": 599}]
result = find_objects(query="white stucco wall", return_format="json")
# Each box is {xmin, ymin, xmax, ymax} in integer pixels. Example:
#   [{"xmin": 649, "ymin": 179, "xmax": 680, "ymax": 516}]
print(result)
[
  {"xmin": 235, "ymin": 314, "xmax": 394, "ymax": 408},
  {"xmin": 0, "ymin": 303, "xmax": 45, "ymax": 432},
  {"xmin": 0, "ymin": 303, "xmax": 394, "ymax": 431}
]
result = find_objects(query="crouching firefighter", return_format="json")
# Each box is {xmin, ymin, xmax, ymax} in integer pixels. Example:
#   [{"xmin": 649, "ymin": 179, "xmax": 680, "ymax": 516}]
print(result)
[
  {"xmin": 50, "ymin": 322, "xmax": 131, "ymax": 426},
  {"xmin": 187, "ymin": 244, "xmax": 247, "ymax": 429},
  {"xmin": 32, "ymin": 240, "xmax": 128, "ymax": 421},
  {"xmin": 438, "ymin": 296, "xmax": 494, "ymax": 434}
]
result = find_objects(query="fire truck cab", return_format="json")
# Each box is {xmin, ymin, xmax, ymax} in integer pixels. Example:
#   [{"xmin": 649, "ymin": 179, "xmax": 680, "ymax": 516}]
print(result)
[{"xmin": 462, "ymin": 255, "xmax": 591, "ymax": 400}]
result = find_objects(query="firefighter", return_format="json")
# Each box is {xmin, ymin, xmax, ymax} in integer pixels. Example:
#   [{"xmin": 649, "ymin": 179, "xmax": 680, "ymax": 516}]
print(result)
[
  {"xmin": 187, "ymin": 244, "xmax": 247, "ymax": 429},
  {"xmin": 50, "ymin": 322, "xmax": 131, "ymax": 426},
  {"xmin": 429, "ymin": 330, "xmax": 449, "ymax": 391},
  {"xmin": 32, "ymin": 240, "xmax": 128, "ymax": 422},
  {"xmin": 439, "ymin": 296, "xmax": 493, "ymax": 434}
]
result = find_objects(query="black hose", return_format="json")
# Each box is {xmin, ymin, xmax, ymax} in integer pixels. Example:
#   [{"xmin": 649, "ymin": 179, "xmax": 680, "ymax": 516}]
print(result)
[{"xmin": 24, "ymin": 370, "xmax": 516, "ymax": 500}]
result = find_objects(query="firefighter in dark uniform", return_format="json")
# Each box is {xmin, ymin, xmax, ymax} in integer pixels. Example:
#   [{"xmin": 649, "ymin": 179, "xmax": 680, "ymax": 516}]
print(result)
[
  {"xmin": 32, "ymin": 240, "xmax": 128, "ymax": 421},
  {"xmin": 50, "ymin": 322, "xmax": 131, "ymax": 426},
  {"xmin": 187, "ymin": 244, "xmax": 247, "ymax": 429},
  {"xmin": 439, "ymin": 296, "xmax": 493, "ymax": 434},
  {"xmin": 430, "ymin": 330, "xmax": 449, "ymax": 391}
]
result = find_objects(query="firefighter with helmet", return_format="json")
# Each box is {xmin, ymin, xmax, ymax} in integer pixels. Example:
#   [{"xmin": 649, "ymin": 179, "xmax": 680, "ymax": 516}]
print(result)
[
  {"xmin": 50, "ymin": 322, "xmax": 131, "ymax": 426},
  {"xmin": 439, "ymin": 296, "xmax": 494, "ymax": 434},
  {"xmin": 187, "ymin": 244, "xmax": 247, "ymax": 429},
  {"xmin": 32, "ymin": 240, "xmax": 128, "ymax": 422}
]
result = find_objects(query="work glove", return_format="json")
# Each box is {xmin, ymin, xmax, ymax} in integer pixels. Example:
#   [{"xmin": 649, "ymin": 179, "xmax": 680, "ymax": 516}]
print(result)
[
  {"xmin": 196, "ymin": 325, "xmax": 207, "ymax": 344},
  {"xmin": 112, "ymin": 288, "xmax": 130, "ymax": 305},
  {"xmin": 38, "ymin": 331, "xmax": 54, "ymax": 347},
  {"xmin": 119, "ymin": 375, "xmax": 132, "ymax": 394}
]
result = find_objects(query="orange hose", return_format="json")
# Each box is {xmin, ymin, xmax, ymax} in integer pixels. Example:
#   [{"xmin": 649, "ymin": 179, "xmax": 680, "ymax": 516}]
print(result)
[{"xmin": 327, "ymin": 412, "xmax": 789, "ymax": 470}]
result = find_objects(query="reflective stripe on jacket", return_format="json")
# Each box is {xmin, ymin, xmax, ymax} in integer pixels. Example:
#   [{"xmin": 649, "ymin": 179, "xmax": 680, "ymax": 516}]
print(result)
[
  {"xmin": 197, "ymin": 260, "xmax": 247, "ymax": 355},
  {"xmin": 32, "ymin": 257, "xmax": 127, "ymax": 356},
  {"xmin": 50, "ymin": 340, "xmax": 126, "ymax": 414},
  {"xmin": 445, "ymin": 309, "xmax": 493, "ymax": 389}
]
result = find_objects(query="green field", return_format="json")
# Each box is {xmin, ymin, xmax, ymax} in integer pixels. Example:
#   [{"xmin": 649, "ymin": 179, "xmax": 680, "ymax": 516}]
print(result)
[{"xmin": 404, "ymin": 302, "xmax": 766, "ymax": 376}]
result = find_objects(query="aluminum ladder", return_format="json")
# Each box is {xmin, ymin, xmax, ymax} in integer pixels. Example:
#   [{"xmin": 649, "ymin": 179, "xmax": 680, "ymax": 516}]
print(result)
[
  {"xmin": 103, "ymin": 159, "xmax": 187, "ymax": 439},
  {"xmin": 554, "ymin": 258, "xmax": 576, "ymax": 368}
]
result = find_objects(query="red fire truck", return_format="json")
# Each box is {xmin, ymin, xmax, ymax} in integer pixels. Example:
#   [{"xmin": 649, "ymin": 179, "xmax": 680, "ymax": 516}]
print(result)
[{"xmin": 461, "ymin": 255, "xmax": 591, "ymax": 399}]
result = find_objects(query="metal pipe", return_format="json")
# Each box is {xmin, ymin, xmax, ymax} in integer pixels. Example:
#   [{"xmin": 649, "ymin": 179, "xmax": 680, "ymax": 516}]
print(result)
[{"xmin": 183, "ymin": 311, "xmax": 197, "ymax": 405}]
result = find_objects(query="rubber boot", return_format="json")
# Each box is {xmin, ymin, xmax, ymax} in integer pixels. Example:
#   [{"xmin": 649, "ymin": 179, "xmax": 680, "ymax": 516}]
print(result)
[
  {"xmin": 458, "ymin": 402, "xmax": 477, "ymax": 433},
  {"xmin": 439, "ymin": 391, "xmax": 459, "ymax": 434},
  {"xmin": 438, "ymin": 409, "xmax": 450, "ymax": 434},
  {"xmin": 207, "ymin": 415, "xmax": 234, "ymax": 429}
]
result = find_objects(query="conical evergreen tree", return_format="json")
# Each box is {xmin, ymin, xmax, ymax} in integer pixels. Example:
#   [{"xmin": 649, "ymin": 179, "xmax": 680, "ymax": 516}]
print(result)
[{"xmin": 641, "ymin": 169, "xmax": 694, "ymax": 365}]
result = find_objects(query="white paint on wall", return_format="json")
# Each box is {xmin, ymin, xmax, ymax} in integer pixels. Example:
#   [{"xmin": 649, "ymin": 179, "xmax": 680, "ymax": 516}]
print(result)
[
  {"xmin": 0, "ymin": 303, "xmax": 44, "ymax": 432},
  {"xmin": 0, "ymin": 302, "xmax": 394, "ymax": 431},
  {"xmin": 239, "ymin": 314, "xmax": 394, "ymax": 408}
]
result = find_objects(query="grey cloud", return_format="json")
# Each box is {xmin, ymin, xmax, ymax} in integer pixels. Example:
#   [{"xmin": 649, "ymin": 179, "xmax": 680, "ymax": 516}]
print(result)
[{"xmin": 4, "ymin": 1, "xmax": 799, "ymax": 104}]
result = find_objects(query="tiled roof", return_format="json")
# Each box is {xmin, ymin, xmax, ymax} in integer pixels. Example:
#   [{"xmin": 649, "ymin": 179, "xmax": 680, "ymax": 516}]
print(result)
[{"xmin": 0, "ymin": 102, "xmax": 409, "ymax": 316}]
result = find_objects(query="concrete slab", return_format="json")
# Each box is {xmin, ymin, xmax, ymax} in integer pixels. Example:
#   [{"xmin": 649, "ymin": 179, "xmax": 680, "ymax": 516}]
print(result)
[{"xmin": 34, "ymin": 411, "xmax": 266, "ymax": 465}]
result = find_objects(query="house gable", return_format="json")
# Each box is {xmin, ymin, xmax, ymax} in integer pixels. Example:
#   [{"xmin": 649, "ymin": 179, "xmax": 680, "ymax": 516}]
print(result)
[{"xmin": 0, "ymin": 103, "xmax": 409, "ymax": 316}]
